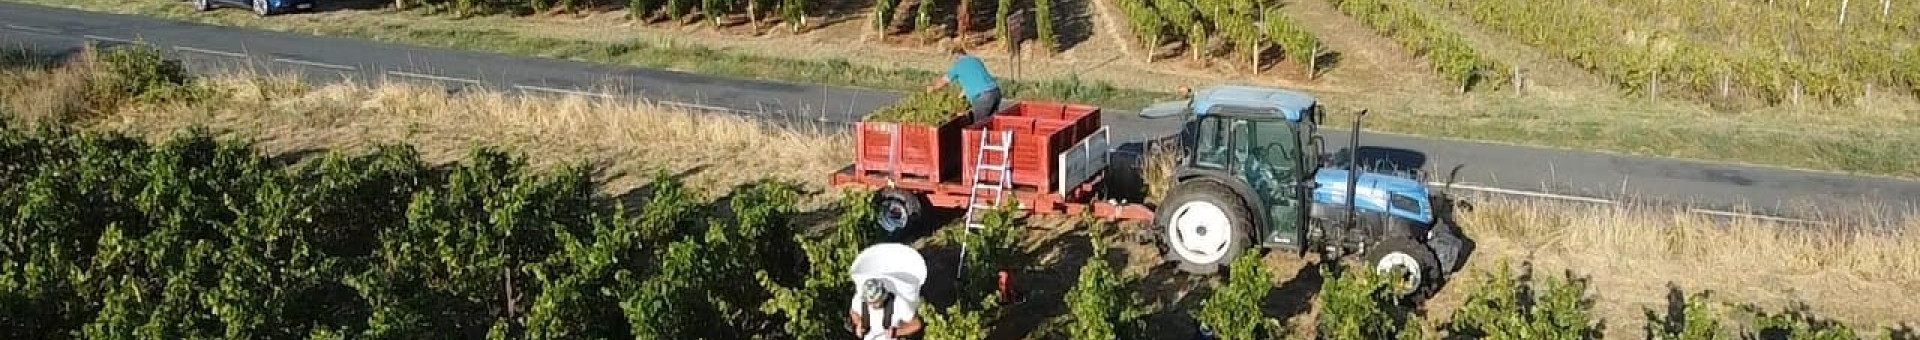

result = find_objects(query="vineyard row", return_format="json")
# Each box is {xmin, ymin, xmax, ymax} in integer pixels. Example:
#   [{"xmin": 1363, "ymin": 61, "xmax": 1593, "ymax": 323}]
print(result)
[
  {"xmin": 1328, "ymin": 0, "xmax": 1508, "ymax": 91},
  {"xmin": 392, "ymin": 0, "xmax": 1073, "ymax": 53},
  {"xmin": 1112, "ymin": 0, "xmax": 1328, "ymax": 75},
  {"xmin": 1447, "ymin": 0, "xmax": 1920, "ymax": 105}
]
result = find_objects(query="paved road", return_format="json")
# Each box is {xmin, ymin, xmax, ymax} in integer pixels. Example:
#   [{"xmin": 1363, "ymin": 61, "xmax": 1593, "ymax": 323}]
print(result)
[{"xmin": 3, "ymin": 1, "xmax": 1914, "ymax": 224}]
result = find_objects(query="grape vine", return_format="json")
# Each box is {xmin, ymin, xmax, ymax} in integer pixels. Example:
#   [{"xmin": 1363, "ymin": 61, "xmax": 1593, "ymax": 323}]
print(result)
[
  {"xmin": 1329, "ymin": 0, "xmax": 1508, "ymax": 91},
  {"xmin": 0, "ymin": 119, "xmax": 846, "ymax": 339}
]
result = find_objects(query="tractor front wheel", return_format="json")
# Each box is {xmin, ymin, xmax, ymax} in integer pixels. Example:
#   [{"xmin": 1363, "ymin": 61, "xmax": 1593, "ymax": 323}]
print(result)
[
  {"xmin": 1156, "ymin": 180, "xmax": 1251, "ymax": 275},
  {"xmin": 1366, "ymin": 237, "xmax": 1440, "ymax": 303}
]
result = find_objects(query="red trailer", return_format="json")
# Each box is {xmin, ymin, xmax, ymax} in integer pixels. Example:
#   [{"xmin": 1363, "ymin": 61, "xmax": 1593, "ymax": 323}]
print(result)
[{"xmin": 832, "ymin": 100, "xmax": 1155, "ymax": 233}]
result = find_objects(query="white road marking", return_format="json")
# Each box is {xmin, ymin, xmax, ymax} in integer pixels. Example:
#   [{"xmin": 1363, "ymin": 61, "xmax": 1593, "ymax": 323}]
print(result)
[
  {"xmin": 513, "ymin": 84, "xmax": 613, "ymax": 99},
  {"xmin": 1687, "ymin": 208, "xmax": 1827, "ymax": 225},
  {"xmin": 1430, "ymin": 181, "xmax": 1616, "ymax": 205},
  {"xmin": 385, "ymin": 70, "xmax": 481, "ymax": 85},
  {"xmin": 657, "ymin": 100, "xmax": 736, "ymax": 113},
  {"xmin": 1428, "ymin": 181, "xmax": 1822, "ymax": 224},
  {"xmin": 173, "ymin": 45, "xmax": 247, "ymax": 58},
  {"xmin": 273, "ymin": 57, "xmax": 355, "ymax": 71},
  {"xmin": 3, "ymin": 24, "xmax": 58, "ymax": 34},
  {"xmin": 82, "ymin": 34, "xmax": 137, "ymax": 44}
]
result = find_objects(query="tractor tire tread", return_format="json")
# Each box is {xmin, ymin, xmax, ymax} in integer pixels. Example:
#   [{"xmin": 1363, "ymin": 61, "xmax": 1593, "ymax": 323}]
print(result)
[{"xmin": 1155, "ymin": 179, "xmax": 1252, "ymax": 275}]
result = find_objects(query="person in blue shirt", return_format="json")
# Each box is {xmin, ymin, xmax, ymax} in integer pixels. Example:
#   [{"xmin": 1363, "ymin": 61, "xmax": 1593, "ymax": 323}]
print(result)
[{"xmin": 926, "ymin": 44, "xmax": 1002, "ymax": 123}]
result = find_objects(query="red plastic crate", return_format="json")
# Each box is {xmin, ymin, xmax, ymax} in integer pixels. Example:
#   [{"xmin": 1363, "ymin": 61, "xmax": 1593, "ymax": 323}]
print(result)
[
  {"xmin": 855, "ymin": 117, "xmax": 968, "ymax": 181},
  {"xmin": 960, "ymin": 102, "xmax": 1103, "ymax": 194}
]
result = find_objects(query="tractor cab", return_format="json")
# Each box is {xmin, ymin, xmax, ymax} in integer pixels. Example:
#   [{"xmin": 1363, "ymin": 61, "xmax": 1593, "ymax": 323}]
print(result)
[
  {"xmin": 1148, "ymin": 96, "xmax": 1322, "ymax": 273},
  {"xmin": 1144, "ymin": 85, "xmax": 1466, "ymax": 300}
]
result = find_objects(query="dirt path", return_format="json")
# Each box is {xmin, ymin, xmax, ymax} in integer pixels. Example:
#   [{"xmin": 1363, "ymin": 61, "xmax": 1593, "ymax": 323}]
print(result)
[{"xmin": 1272, "ymin": 0, "xmax": 1450, "ymax": 95}]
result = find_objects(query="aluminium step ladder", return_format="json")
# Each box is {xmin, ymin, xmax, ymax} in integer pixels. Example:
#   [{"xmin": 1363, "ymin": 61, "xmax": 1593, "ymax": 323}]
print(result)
[{"xmin": 957, "ymin": 129, "xmax": 1014, "ymax": 281}]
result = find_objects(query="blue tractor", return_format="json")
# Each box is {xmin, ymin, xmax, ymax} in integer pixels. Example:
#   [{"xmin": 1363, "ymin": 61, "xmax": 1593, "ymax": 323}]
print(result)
[{"xmin": 1139, "ymin": 85, "xmax": 1467, "ymax": 300}]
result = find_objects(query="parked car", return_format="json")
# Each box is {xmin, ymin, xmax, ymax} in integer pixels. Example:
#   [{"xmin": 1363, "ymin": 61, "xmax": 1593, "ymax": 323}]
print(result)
[{"xmin": 189, "ymin": 0, "xmax": 314, "ymax": 16}]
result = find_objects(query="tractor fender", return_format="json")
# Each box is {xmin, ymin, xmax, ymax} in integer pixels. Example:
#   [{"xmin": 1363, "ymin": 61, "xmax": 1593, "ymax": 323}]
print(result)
[{"xmin": 1171, "ymin": 169, "xmax": 1268, "ymax": 242}]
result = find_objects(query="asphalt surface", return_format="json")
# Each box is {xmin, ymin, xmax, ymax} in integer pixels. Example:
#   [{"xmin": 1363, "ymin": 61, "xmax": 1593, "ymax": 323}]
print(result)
[{"xmin": 3, "ymin": 1, "xmax": 1915, "ymax": 224}]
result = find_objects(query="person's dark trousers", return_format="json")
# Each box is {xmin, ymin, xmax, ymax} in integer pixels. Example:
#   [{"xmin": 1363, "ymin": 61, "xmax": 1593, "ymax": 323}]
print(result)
[{"xmin": 968, "ymin": 87, "xmax": 1003, "ymax": 123}]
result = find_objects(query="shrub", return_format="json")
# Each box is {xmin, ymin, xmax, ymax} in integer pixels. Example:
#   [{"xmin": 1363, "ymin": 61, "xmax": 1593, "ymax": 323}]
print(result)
[
  {"xmin": 1737, "ymin": 303, "xmax": 1861, "ymax": 340},
  {"xmin": 85, "ymin": 44, "xmax": 210, "ymax": 111},
  {"xmin": 995, "ymin": 0, "xmax": 1012, "ymax": 46},
  {"xmin": 1063, "ymin": 219, "xmax": 1148, "ymax": 340},
  {"xmin": 1114, "ymin": 0, "xmax": 1164, "ymax": 61},
  {"xmin": 940, "ymin": 201, "xmax": 1026, "ymax": 306},
  {"xmin": 1034, "ymin": 0, "xmax": 1054, "ymax": 53},
  {"xmin": 1328, "ymin": 0, "xmax": 1507, "ymax": 91},
  {"xmin": 1445, "ymin": 260, "xmax": 1600, "ymax": 339},
  {"xmin": 920, "ymin": 296, "xmax": 997, "ymax": 340},
  {"xmin": 759, "ymin": 190, "xmax": 881, "ymax": 339},
  {"xmin": 1316, "ymin": 262, "xmax": 1423, "ymax": 339},
  {"xmin": 1644, "ymin": 289, "xmax": 1728, "ymax": 340},
  {"xmin": 875, "ymin": 0, "xmax": 900, "ymax": 32},
  {"xmin": 917, "ymin": 0, "xmax": 940, "ymax": 35},
  {"xmin": 1263, "ymin": 7, "xmax": 1322, "ymax": 75},
  {"xmin": 1192, "ymin": 251, "xmax": 1285, "ymax": 340},
  {"xmin": 781, "ymin": 0, "xmax": 808, "ymax": 32}
]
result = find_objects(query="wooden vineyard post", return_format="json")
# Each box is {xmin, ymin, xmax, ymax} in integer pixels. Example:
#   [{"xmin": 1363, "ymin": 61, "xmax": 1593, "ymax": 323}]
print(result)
[
  {"xmin": 957, "ymin": 0, "xmax": 972, "ymax": 41},
  {"xmin": 1840, "ymin": 0, "xmax": 1850, "ymax": 26}
]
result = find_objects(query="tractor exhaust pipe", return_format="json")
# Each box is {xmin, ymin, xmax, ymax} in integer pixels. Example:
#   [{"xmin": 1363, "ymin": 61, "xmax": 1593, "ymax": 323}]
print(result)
[{"xmin": 1345, "ymin": 110, "xmax": 1366, "ymax": 248}]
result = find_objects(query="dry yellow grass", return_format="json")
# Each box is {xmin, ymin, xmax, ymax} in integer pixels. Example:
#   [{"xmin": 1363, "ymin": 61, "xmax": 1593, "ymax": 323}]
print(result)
[
  {"xmin": 1435, "ymin": 196, "xmax": 1920, "ymax": 338},
  {"xmin": 1140, "ymin": 138, "xmax": 1185, "ymax": 207},
  {"xmin": 51, "ymin": 67, "xmax": 853, "ymax": 206}
]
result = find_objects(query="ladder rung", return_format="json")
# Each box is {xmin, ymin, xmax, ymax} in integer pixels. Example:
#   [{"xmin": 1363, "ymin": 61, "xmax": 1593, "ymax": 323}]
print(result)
[
  {"xmin": 976, "ymin": 165, "xmax": 1006, "ymax": 172},
  {"xmin": 981, "ymin": 145, "xmax": 1010, "ymax": 152}
]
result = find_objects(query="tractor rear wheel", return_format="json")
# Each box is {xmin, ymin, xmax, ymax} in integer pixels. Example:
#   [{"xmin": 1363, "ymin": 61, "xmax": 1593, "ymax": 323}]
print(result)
[
  {"xmin": 1366, "ymin": 237, "xmax": 1440, "ymax": 303},
  {"xmin": 873, "ymin": 188, "xmax": 926, "ymax": 237},
  {"xmin": 1156, "ymin": 180, "xmax": 1251, "ymax": 275}
]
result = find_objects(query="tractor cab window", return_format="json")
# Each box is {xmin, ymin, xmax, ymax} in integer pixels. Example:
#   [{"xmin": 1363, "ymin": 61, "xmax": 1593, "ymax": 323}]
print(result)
[
  {"xmin": 1232, "ymin": 119, "xmax": 1299, "ymax": 193},
  {"xmin": 1249, "ymin": 120, "xmax": 1298, "ymax": 174},
  {"xmin": 1390, "ymin": 193, "xmax": 1421, "ymax": 214},
  {"xmin": 1191, "ymin": 115, "xmax": 1232, "ymax": 169}
]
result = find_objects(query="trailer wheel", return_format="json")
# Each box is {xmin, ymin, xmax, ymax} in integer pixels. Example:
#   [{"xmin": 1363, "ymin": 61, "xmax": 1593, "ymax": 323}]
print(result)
[
  {"xmin": 873, "ymin": 189, "xmax": 926, "ymax": 236},
  {"xmin": 1366, "ymin": 237, "xmax": 1440, "ymax": 302},
  {"xmin": 1156, "ymin": 180, "xmax": 1250, "ymax": 275}
]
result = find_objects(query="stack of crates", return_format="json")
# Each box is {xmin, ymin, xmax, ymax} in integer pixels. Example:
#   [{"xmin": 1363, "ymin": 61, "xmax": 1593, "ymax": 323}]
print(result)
[
  {"xmin": 960, "ymin": 101, "xmax": 1103, "ymax": 195},
  {"xmin": 852, "ymin": 115, "xmax": 971, "ymax": 182}
]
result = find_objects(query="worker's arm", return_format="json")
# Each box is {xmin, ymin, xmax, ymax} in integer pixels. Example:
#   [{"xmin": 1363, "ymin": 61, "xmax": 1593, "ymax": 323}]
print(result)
[
  {"xmin": 926, "ymin": 77, "xmax": 950, "ymax": 92},
  {"xmin": 848, "ymin": 309, "xmax": 863, "ymax": 335},
  {"xmin": 891, "ymin": 318, "xmax": 923, "ymax": 338}
]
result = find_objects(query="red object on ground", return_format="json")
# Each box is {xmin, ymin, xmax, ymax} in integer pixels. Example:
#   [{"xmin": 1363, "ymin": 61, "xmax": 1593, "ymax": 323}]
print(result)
[
  {"xmin": 853, "ymin": 117, "xmax": 970, "ymax": 182},
  {"xmin": 960, "ymin": 101, "xmax": 1102, "ymax": 194}
]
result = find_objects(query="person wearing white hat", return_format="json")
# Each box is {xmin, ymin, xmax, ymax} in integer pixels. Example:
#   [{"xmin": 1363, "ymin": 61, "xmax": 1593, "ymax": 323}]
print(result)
[{"xmin": 849, "ymin": 277, "xmax": 922, "ymax": 340}]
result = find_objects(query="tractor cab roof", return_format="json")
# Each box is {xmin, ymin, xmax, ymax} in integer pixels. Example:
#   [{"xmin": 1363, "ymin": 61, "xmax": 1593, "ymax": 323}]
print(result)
[{"xmin": 1190, "ymin": 85, "xmax": 1318, "ymax": 123}]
